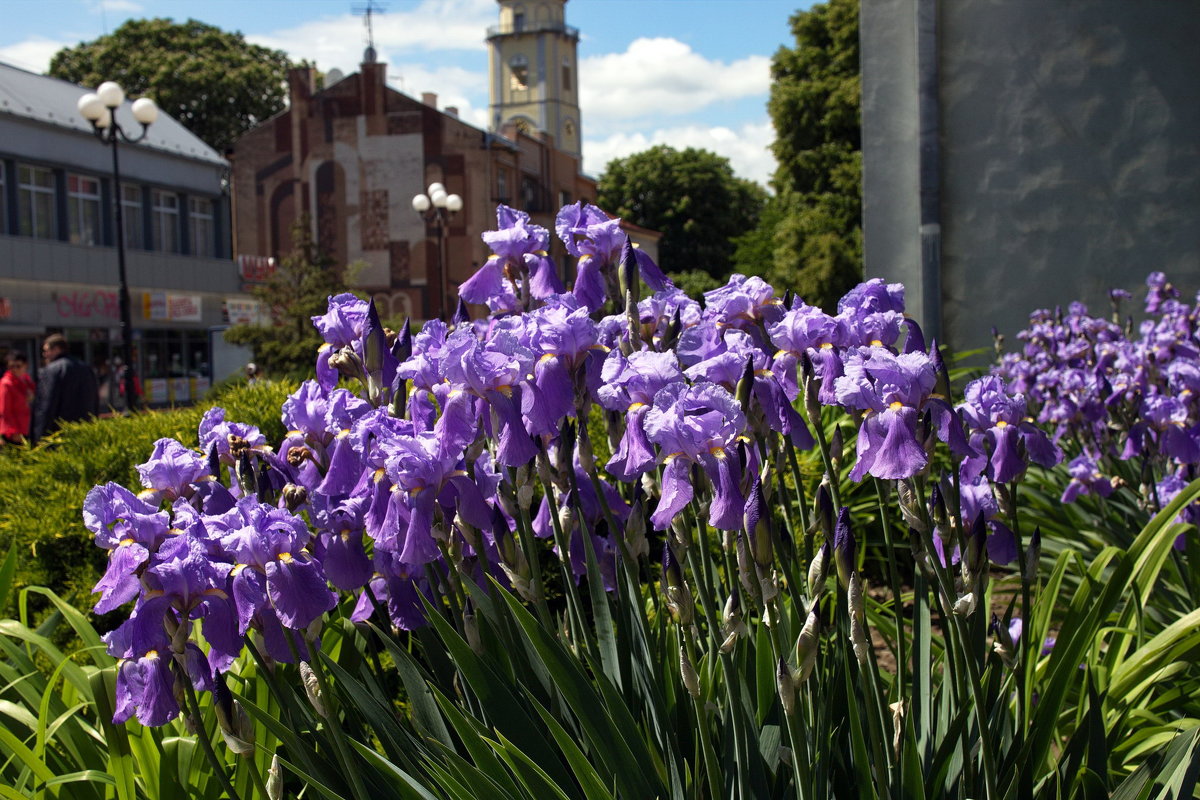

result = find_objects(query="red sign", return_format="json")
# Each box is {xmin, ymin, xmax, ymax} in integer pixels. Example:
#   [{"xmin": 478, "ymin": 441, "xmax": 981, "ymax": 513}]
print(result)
[
  {"xmin": 0, "ymin": 297, "xmax": 10, "ymax": 320},
  {"xmin": 238, "ymin": 255, "xmax": 277, "ymax": 283}
]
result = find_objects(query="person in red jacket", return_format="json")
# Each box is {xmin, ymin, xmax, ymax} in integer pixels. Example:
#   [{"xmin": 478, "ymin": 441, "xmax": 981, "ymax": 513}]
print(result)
[{"xmin": 0, "ymin": 352, "xmax": 35, "ymax": 444}]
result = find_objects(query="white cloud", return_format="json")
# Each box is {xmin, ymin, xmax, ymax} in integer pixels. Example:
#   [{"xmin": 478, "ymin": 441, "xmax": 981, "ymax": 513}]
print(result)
[
  {"xmin": 0, "ymin": 36, "xmax": 70, "ymax": 73},
  {"xmin": 580, "ymin": 38, "xmax": 769, "ymax": 126},
  {"xmin": 249, "ymin": 0, "xmax": 493, "ymax": 75},
  {"xmin": 90, "ymin": 0, "xmax": 143, "ymax": 13},
  {"xmin": 584, "ymin": 120, "xmax": 776, "ymax": 186}
]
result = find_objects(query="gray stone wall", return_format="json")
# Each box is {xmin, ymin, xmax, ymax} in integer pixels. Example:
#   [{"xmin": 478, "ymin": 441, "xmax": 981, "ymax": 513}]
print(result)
[{"xmin": 862, "ymin": 0, "xmax": 1200, "ymax": 355}]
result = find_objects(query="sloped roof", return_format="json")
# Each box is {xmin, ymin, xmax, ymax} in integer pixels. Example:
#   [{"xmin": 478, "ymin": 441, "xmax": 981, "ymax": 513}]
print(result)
[{"xmin": 0, "ymin": 60, "xmax": 226, "ymax": 167}]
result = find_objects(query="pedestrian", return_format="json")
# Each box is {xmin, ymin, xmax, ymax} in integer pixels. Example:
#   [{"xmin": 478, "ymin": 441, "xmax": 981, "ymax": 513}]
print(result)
[
  {"xmin": 31, "ymin": 334, "xmax": 99, "ymax": 444},
  {"xmin": 0, "ymin": 352, "xmax": 35, "ymax": 445}
]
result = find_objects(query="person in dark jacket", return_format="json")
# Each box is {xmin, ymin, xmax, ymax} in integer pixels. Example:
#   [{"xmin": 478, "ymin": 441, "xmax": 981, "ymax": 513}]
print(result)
[{"xmin": 32, "ymin": 334, "xmax": 99, "ymax": 443}]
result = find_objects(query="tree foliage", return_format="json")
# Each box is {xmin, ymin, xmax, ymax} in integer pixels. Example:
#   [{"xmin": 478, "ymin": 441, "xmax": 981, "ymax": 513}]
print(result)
[
  {"xmin": 49, "ymin": 18, "xmax": 296, "ymax": 153},
  {"xmin": 224, "ymin": 217, "xmax": 347, "ymax": 378},
  {"xmin": 762, "ymin": 0, "xmax": 862, "ymax": 310},
  {"xmin": 597, "ymin": 145, "xmax": 766, "ymax": 282}
]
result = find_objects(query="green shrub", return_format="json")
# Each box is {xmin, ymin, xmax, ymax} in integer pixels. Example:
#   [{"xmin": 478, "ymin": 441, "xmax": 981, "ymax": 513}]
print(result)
[{"xmin": 0, "ymin": 380, "xmax": 295, "ymax": 625}]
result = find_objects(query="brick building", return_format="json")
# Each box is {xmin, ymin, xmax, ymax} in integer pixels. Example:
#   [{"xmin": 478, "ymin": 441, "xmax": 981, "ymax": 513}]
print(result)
[{"xmin": 231, "ymin": 0, "xmax": 656, "ymax": 322}]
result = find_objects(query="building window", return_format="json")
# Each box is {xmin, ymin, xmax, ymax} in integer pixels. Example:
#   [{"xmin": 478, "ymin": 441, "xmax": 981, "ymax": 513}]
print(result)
[
  {"xmin": 0, "ymin": 167, "xmax": 6, "ymax": 235},
  {"xmin": 521, "ymin": 175, "xmax": 540, "ymax": 212},
  {"xmin": 509, "ymin": 55, "xmax": 529, "ymax": 92},
  {"xmin": 17, "ymin": 164, "xmax": 55, "ymax": 239},
  {"xmin": 67, "ymin": 174, "xmax": 101, "ymax": 245},
  {"xmin": 513, "ymin": 12, "xmax": 525, "ymax": 31},
  {"xmin": 152, "ymin": 189, "xmax": 179, "ymax": 253},
  {"xmin": 559, "ymin": 190, "xmax": 572, "ymax": 208},
  {"xmin": 496, "ymin": 169, "xmax": 508, "ymax": 203},
  {"xmin": 562, "ymin": 59, "xmax": 572, "ymax": 92},
  {"xmin": 121, "ymin": 184, "xmax": 144, "ymax": 250},
  {"xmin": 189, "ymin": 196, "xmax": 214, "ymax": 257}
]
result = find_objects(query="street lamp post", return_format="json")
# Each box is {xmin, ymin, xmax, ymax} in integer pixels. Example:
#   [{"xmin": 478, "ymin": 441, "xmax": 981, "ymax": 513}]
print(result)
[
  {"xmin": 77, "ymin": 82, "xmax": 158, "ymax": 411},
  {"xmin": 411, "ymin": 182, "xmax": 462, "ymax": 319}
]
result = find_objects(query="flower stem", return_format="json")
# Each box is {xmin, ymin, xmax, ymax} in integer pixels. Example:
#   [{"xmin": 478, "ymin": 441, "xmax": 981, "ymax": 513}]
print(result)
[{"xmin": 181, "ymin": 675, "xmax": 244, "ymax": 800}]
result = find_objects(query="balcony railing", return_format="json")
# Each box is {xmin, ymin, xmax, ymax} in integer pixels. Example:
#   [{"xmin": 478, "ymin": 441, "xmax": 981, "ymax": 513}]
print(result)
[{"xmin": 486, "ymin": 22, "xmax": 579, "ymax": 39}]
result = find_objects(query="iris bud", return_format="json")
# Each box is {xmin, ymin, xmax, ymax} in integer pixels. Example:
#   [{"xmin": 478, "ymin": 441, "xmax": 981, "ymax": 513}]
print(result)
[
  {"xmin": 744, "ymin": 477, "xmax": 773, "ymax": 569},
  {"xmin": 965, "ymin": 514, "xmax": 988, "ymax": 579},
  {"xmin": 794, "ymin": 608, "xmax": 820, "ymax": 683},
  {"xmin": 299, "ymin": 661, "xmax": 326, "ymax": 718},
  {"xmin": 680, "ymin": 646, "xmax": 700, "ymax": 698},
  {"xmin": 829, "ymin": 424, "xmax": 844, "ymax": 468},
  {"xmin": 266, "ymin": 755, "xmax": 283, "ymax": 800},
  {"xmin": 833, "ymin": 508, "xmax": 856, "ymax": 590},
  {"xmin": 207, "ymin": 442, "xmax": 221, "ymax": 479},
  {"xmin": 736, "ymin": 533, "xmax": 762, "ymax": 605},
  {"xmin": 391, "ymin": 317, "xmax": 413, "ymax": 363},
  {"xmin": 735, "ymin": 356, "xmax": 755, "ymax": 411},
  {"xmin": 618, "ymin": 238, "xmax": 640, "ymax": 309},
  {"xmin": 662, "ymin": 308, "xmax": 683, "ymax": 351},
  {"xmin": 777, "ymin": 657, "xmax": 796, "ymax": 716},
  {"xmin": 807, "ymin": 541, "xmax": 830, "ymax": 600},
  {"xmin": 897, "ymin": 480, "xmax": 929, "ymax": 533},
  {"xmin": 451, "ymin": 297, "xmax": 470, "ymax": 329},
  {"xmin": 1024, "ymin": 526, "xmax": 1042, "ymax": 584},
  {"xmin": 282, "ymin": 483, "xmax": 308, "ymax": 512},
  {"xmin": 847, "ymin": 570, "xmax": 865, "ymax": 622},
  {"xmin": 662, "ymin": 544, "xmax": 694, "ymax": 626}
]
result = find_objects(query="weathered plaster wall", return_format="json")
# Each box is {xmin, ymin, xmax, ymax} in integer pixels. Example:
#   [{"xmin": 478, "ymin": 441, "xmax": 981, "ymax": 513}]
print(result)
[{"xmin": 863, "ymin": 1, "xmax": 1200, "ymax": 354}]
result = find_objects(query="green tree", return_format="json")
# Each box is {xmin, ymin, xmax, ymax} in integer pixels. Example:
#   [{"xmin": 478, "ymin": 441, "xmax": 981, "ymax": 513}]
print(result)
[
  {"xmin": 224, "ymin": 217, "xmax": 347, "ymax": 377},
  {"xmin": 597, "ymin": 145, "xmax": 766, "ymax": 285},
  {"xmin": 49, "ymin": 18, "xmax": 297, "ymax": 153},
  {"xmin": 763, "ymin": 0, "xmax": 862, "ymax": 310}
]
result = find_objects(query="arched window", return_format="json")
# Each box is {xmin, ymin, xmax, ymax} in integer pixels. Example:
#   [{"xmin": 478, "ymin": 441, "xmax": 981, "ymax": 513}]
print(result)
[
  {"xmin": 562, "ymin": 58, "xmax": 572, "ymax": 92},
  {"xmin": 509, "ymin": 54, "xmax": 529, "ymax": 92}
]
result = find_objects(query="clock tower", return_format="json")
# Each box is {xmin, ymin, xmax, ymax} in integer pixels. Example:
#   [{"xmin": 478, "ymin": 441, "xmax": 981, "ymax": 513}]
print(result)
[{"xmin": 487, "ymin": 0, "xmax": 581, "ymax": 160}]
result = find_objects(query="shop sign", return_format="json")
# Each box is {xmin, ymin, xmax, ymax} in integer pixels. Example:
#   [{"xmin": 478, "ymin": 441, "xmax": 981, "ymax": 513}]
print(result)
[
  {"xmin": 0, "ymin": 297, "xmax": 10, "ymax": 320},
  {"xmin": 225, "ymin": 298, "xmax": 264, "ymax": 326},
  {"xmin": 238, "ymin": 255, "xmax": 277, "ymax": 283},
  {"xmin": 143, "ymin": 293, "xmax": 203, "ymax": 322}
]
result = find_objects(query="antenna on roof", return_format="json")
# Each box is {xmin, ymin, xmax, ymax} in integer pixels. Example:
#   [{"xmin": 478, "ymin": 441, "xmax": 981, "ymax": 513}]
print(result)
[{"xmin": 352, "ymin": 0, "xmax": 386, "ymax": 63}]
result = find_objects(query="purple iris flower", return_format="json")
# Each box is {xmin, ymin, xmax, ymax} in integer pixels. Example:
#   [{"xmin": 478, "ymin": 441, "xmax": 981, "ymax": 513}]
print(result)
[
  {"xmin": 768, "ymin": 302, "xmax": 847, "ymax": 405},
  {"xmin": 311, "ymin": 494, "xmax": 374, "ymax": 591},
  {"xmin": 833, "ymin": 347, "xmax": 961, "ymax": 481},
  {"xmin": 312, "ymin": 293, "xmax": 370, "ymax": 390},
  {"xmin": 596, "ymin": 350, "xmax": 685, "ymax": 481},
  {"xmin": 350, "ymin": 550, "xmax": 435, "ymax": 631},
  {"xmin": 1137, "ymin": 395, "xmax": 1200, "ymax": 464},
  {"xmin": 556, "ymin": 202, "xmax": 669, "ymax": 311},
  {"xmin": 933, "ymin": 475, "xmax": 1017, "ymax": 566},
  {"xmin": 443, "ymin": 327, "xmax": 537, "ymax": 466},
  {"xmin": 684, "ymin": 329, "xmax": 813, "ymax": 448},
  {"xmin": 1061, "ymin": 454, "xmax": 1115, "ymax": 504},
  {"xmin": 838, "ymin": 279, "xmax": 906, "ymax": 316},
  {"xmin": 644, "ymin": 381, "xmax": 747, "ymax": 530},
  {"xmin": 532, "ymin": 466, "xmax": 627, "ymax": 590},
  {"xmin": 836, "ymin": 278, "xmax": 908, "ymax": 348},
  {"xmin": 215, "ymin": 499, "xmax": 336, "ymax": 661},
  {"xmin": 199, "ymin": 407, "xmax": 267, "ymax": 466},
  {"xmin": 85, "ymin": 483, "xmax": 171, "ymax": 614},
  {"xmin": 959, "ymin": 376, "xmax": 1061, "ymax": 483},
  {"xmin": 103, "ymin": 533, "xmax": 241, "ymax": 726},
  {"xmin": 1145, "ymin": 271, "xmax": 1180, "ymax": 314},
  {"xmin": 703, "ymin": 274, "xmax": 785, "ymax": 333},
  {"xmin": 397, "ymin": 319, "xmax": 454, "ymax": 432},
  {"xmin": 460, "ymin": 205, "xmax": 563, "ymax": 310},
  {"xmin": 136, "ymin": 438, "xmax": 211, "ymax": 503},
  {"xmin": 639, "ymin": 287, "xmax": 702, "ymax": 349},
  {"xmin": 522, "ymin": 295, "xmax": 606, "ymax": 435},
  {"xmin": 374, "ymin": 393, "xmax": 491, "ymax": 566},
  {"xmin": 1156, "ymin": 471, "xmax": 1200, "ymax": 549}
]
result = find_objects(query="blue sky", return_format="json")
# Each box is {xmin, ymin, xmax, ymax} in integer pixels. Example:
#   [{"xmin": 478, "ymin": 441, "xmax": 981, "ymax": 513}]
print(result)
[{"xmin": 0, "ymin": 0, "xmax": 812, "ymax": 184}]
